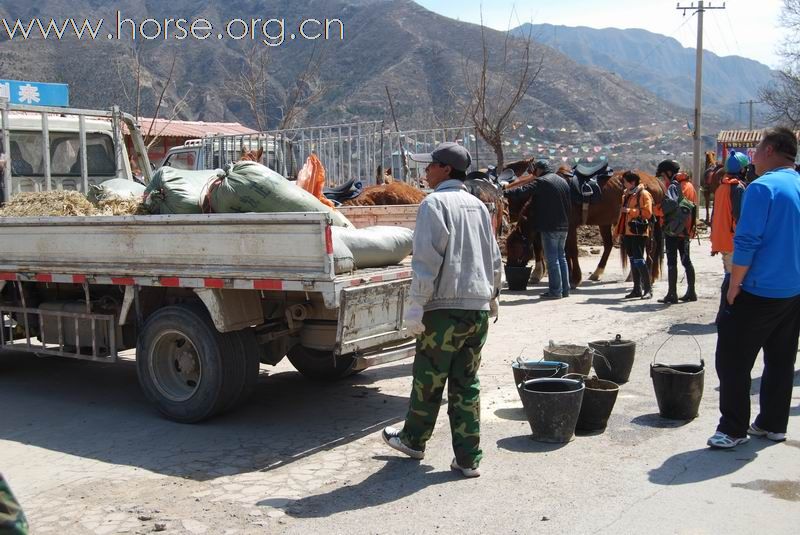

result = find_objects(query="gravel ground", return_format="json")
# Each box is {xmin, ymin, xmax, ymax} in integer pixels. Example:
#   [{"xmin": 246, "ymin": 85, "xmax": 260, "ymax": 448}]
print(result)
[{"xmin": 1, "ymin": 237, "xmax": 798, "ymax": 535}]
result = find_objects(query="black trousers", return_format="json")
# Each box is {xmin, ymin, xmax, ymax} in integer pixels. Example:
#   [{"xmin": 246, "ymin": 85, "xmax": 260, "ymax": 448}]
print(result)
[
  {"xmin": 665, "ymin": 236, "xmax": 693, "ymax": 271},
  {"xmin": 715, "ymin": 290, "xmax": 800, "ymax": 437},
  {"xmin": 622, "ymin": 235, "xmax": 646, "ymax": 261}
]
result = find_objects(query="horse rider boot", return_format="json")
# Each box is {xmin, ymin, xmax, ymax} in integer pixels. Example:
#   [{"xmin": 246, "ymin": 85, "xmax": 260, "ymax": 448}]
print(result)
[
  {"xmin": 624, "ymin": 261, "xmax": 643, "ymax": 299},
  {"xmin": 658, "ymin": 269, "xmax": 679, "ymax": 304},
  {"xmin": 636, "ymin": 260, "xmax": 653, "ymax": 300},
  {"xmin": 679, "ymin": 263, "xmax": 698, "ymax": 302}
]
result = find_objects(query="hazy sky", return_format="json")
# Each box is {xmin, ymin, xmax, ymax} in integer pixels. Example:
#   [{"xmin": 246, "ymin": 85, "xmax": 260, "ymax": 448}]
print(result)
[{"xmin": 416, "ymin": 0, "xmax": 787, "ymax": 68}]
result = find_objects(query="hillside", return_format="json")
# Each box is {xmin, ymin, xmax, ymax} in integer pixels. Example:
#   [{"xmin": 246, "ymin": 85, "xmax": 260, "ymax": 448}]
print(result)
[
  {"xmin": 0, "ymin": 0, "xmax": 708, "ymax": 169},
  {"xmin": 514, "ymin": 23, "xmax": 776, "ymax": 122}
]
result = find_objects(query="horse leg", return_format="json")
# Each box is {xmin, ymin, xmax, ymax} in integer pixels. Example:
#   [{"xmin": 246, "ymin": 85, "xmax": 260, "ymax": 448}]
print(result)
[
  {"xmin": 529, "ymin": 232, "xmax": 545, "ymax": 283},
  {"xmin": 704, "ymin": 190, "xmax": 711, "ymax": 224},
  {"xmin": 566, "ymin": 224, "xmax": 581, "ymax": 289},
  {"xmin": 588, "ymin": 225, "xmax": 614, "ymax": 281}
]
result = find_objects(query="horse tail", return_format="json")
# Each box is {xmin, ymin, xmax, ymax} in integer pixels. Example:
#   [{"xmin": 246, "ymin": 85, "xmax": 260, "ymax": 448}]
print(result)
[
  {"xmin": 650, "ymin": 219, "xmax": 664, "ymax": 281},
  {"xmin": 620, "ymin": 237, "xmax": 628, "ymax": 270}
]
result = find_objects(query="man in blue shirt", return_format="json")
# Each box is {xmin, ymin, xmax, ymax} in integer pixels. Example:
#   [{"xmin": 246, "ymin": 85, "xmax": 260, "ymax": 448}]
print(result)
[{"xmin": 708, "ymin": 127, "xmax": 800, "ymax": 449}]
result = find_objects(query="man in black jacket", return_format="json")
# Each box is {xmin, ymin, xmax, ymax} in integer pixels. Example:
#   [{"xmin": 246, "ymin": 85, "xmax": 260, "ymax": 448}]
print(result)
[{"xmin": 505, "ymin": 160, "xmax": 572, "ymax": 299}]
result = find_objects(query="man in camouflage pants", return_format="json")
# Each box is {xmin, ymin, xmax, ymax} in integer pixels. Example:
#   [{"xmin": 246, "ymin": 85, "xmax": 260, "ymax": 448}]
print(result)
[
  {"xmin": 382, "ymin": 143, "xmax": 502, "ymax": 478},
  {"xmin": 0, "ymin": 473, "xmax": 29, "ymax": 535}
]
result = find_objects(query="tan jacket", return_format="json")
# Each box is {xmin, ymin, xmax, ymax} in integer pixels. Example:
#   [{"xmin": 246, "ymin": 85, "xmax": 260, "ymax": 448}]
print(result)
[{"xmin": 616, "ymin": 185, "xmax": 654, "ymax": 237}]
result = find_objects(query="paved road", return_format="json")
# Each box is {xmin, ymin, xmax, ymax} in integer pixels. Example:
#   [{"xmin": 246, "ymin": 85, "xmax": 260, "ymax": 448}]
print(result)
[{"xmin": 1, "ymin": 238, "xmax": 798, "ymax": 534}]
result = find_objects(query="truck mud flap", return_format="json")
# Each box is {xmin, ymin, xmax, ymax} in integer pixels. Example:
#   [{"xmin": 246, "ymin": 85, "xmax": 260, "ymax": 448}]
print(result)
[{"xmin": 335, "ymin": 279, "xmax": 413, "ymax": 356}]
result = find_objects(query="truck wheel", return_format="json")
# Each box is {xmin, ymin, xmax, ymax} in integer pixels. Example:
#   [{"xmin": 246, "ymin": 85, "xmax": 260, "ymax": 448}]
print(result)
[
  {"xmin": 287, "ymin": 345, "xmax": 359, "ymax": 381},
  {"xmin": 220, "ymin": 328, "xmax": 261, "ymax": 413},
  {"xmin": 136, "ymin": 304, "xmax": 244, "ymax": 423}
]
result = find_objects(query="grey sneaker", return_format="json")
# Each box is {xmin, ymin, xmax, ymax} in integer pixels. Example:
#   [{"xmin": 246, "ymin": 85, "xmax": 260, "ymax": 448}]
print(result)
[
  {"xmin": 450, "ymin": 458, "xmax": 480, "ymax": 478},
  {"xmin": 381, "ymin": 426, "xmax": 424, "ymax": 459},
  {"xmin": 747, "ymin": 423, "xmax": 786, "ymax": 442}
]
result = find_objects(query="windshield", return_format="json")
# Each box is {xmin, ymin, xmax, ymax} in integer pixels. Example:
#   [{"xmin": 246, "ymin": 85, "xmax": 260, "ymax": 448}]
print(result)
[{"xmin": 1, "ymin": 131, "xmax": 117, "ymax": 177}]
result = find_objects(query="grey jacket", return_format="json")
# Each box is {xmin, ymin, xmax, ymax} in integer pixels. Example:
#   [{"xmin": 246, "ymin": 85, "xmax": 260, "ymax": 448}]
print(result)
[{"xmin": 410, "ymin": 179, "xmax": 503, "ymax": 311}]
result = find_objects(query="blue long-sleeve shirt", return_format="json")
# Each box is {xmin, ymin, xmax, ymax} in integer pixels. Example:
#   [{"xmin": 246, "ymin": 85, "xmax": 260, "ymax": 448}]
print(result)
[{"xmin": 733, "ymin": 167, "xmax": 800, "ymax": 298}]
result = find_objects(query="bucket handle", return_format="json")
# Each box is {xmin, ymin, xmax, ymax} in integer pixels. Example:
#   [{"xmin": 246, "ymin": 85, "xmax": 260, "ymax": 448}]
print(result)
[
  {"xmin": 588, "ymin": 347, "xmax": 612, "ymax": 370},
  {"xmin": 520, "ymin": 375, "xmax": 584, "ymax": 391},
  {"xmin": 652, "ymin": 330, "xmax": 704, "ymax": 369},
  {"xmin": 515, "ymin": 358, "xmax": 566, "ymax": 379}
]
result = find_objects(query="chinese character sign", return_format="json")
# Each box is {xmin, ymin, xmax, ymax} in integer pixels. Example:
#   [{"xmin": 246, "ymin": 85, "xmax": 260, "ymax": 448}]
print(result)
[{"xmin": 0, "ymin": 80, "xmax": 69, "ymax": 107}]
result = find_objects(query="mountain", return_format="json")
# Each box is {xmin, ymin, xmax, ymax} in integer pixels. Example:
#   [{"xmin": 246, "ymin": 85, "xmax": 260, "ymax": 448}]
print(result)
[
  {"xmin": 0, "ymin": 0, "xmax": 708, "ymax": 169},
  {"xmin": 514, "ymin": 23, "xmax": 776, "ymax": 123}
]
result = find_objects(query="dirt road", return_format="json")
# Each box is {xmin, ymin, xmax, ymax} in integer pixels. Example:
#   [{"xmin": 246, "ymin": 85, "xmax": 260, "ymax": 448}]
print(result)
[{"xmin": 1, "ymin": 238, "xmax": 798, "ymax": 534}]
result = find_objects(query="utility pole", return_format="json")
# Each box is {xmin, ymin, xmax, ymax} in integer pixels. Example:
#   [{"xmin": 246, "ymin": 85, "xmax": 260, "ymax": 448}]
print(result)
[
  {"xmin": 739, "ymin": 99, "xmax": 761, "ymax": 130},
  {"xmin": 677, "ymin": 1, "xmax": 726, "ymax": 189}
]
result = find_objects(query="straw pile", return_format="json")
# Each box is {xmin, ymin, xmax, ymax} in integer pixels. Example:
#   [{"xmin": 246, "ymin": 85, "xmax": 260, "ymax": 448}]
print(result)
[{"xmin": 0, "ymin": 191, "xmax": 145, "ymax": 217}]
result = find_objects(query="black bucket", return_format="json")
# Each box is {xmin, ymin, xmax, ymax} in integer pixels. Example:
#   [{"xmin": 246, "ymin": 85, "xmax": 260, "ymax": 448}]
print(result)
[
  {"xmin": 651, "ymin": 362, "xmax": 705, "ymax": 420},
  {"xmin": 589, "ymin": 334, "xmax": 636, "ymax": 384},
  {"xmin": 512, "ymin": 360, "xmax": 569, "ymax": 387},
  {"xmin": 543, "ymin": 342, "xmax": 593, "ymax": 376},
  {"xmin": 575, "ymin": 377, "xmax": 620, "ymax": 431},
  {"xmin": 650, "ymin": 333, "xmax": 704, "ymax": 420},
  {"xmin": 505, "ymin": 265, "xmax": 532, "ymax": 291},
  {"xmin": 520, "ymin": 378, "xmax": 585, "ymax": 443}
]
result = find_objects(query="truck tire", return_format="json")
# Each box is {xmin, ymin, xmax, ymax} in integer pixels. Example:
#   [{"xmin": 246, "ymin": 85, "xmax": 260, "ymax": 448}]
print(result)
[
  {"xmin": 136, "ymin": 304, "xmax": 245, "ymax": 423},
  {"xmin": 220, "ymin": 328, "xmax": 261, "ymax": 413},
  {"xmin": 287, "ymin": 345, "xmax": 359, "ymax": 381}
]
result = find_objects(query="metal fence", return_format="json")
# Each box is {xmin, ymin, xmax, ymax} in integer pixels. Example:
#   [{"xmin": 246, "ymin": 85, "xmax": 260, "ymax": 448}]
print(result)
[
  {"xmin": 201, "ymin": 121, "xmax": 530, "ymax": 186},
  {"xmin": 201, "ymin": 121, "xmax": 385, "ymax": 186}
]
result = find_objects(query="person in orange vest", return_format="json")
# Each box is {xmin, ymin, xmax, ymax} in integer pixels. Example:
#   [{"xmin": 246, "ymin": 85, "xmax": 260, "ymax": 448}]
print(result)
[
  {"xmin": 655, "ymin": 159, "xmax": 698, "ymax": 304},
  {"xmin": 711, "ymin": 150, "xmax": 750, "ymax": 322},
  {"xmin": 615, "ymin": 171, "xmax": 654, "ymax": 299}
]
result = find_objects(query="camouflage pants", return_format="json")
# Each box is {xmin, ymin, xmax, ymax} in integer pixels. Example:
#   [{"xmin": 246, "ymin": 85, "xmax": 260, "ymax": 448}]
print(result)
[
  {"xmin": 0, "ymin": 474, "xmax": 29, "ymax": 535},
  {"xmin": 400, "ymin": 309, "xmax": 489, "ymax": 468}
]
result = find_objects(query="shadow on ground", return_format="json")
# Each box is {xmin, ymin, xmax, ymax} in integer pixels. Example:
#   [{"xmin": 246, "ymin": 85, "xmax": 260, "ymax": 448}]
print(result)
[
  {"xmin": 0, "ymin": 352, "xmax": 411, "ymax": 482},
  {"xmin": 496, "ymin": 435, "xmax": 570, "ymax": 453},
  {"xmin": 648, "ymin": 440, "xmax": 776, "ymax": 485},
  {"xmin": 262, "ymin": 457, "xmax": 462, "ymax": 518}
]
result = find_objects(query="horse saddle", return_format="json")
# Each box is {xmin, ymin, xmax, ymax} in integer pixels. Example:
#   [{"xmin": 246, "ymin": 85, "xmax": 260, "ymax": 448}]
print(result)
[
  {"xmin": 571, "ymin": 161, "xmax": 613, "ymax": 205},
  {"xmin": 323, "ymin": 178, "xmax": 363, "ymax": 204}
]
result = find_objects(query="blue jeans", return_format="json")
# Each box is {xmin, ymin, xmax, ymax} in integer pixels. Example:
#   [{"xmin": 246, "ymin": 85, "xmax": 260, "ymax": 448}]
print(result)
[{"xmin": 542, "ymin": 231, "xmax": 569, "ymax": 297}]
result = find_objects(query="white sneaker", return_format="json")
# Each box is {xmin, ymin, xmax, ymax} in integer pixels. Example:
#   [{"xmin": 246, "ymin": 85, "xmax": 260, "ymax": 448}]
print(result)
[
  {"xmin": 450, "ymin": 458, "xmax": 480, "ymax": 478},
  {"xmin": 707, "ymin": 431, "xmax": 750, "ymax": 449},
  {"xmin": 381, "ymin": 426, "xmax": 425, "ymax": 459},
  {"xmin": 747, "ymin": 423, "xmax": 786, "ymax": 442}
]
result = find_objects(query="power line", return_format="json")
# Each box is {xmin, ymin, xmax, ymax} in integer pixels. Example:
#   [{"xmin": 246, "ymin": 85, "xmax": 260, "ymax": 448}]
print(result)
[
  {"xmin": 739, "ymin": 99, "xmax": 762, "ymax": 130},
  {"xmin": 676, "ymin": 0, "xmax": 727, "ymax": 189}
]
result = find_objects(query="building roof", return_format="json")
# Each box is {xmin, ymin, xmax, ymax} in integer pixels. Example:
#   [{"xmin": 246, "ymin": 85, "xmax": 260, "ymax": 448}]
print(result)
[
  {"xmin": 718, "ymin": 129, "xmax": 800, "ymax": 145},
  {"xmin": 129, "ymin": 117, "xmax": 258, "ymax": 139}
]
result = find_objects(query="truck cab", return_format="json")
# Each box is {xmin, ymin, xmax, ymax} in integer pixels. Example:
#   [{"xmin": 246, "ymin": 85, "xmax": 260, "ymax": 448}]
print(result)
[
  {"xmin": 0, "ymin": 103, "xmax": 147, "ymax": 202},
  {"xmin": 159, "ymin": 137, "xmax": 283, "ymax": 172}
]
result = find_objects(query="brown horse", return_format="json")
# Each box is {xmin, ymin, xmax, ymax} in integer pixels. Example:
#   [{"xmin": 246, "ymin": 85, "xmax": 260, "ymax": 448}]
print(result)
[
  {"xmin": 702, "ymin": 151, "xmax": 723, "ymax": 223},
  {"xmin": 508, "ymin": 170, "xmax": 664, "ymax": 288},
  {"xmin": 240, "ymin": 147, "xmax": 264, "ymax": 162}
]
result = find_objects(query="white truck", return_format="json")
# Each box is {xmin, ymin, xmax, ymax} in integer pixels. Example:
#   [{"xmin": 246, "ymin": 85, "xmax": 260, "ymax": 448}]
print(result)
[{"xmin": 0, "ymin": 101, "xmax": 415, "ymax": 423}]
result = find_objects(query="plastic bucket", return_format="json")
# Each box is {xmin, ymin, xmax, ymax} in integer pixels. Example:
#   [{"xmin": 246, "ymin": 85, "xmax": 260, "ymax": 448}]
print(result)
[
  {"xmin": 520, "ymin": 378, "xmax": 585, "ymax": 443},
  {"xmin": 512, "ymin": 360, "xmax": 569, "ymax": 386},
  {"xmin": 589, "ymin": 334, "xmax": 636, "ymax": 384},
  {"xmin": 650, "ymin": 334, "xmax": 704, "ymax": 420},
  {"xmin": 543, "ymin": 341, "xmax": 593, "ymax": 376},
  {"xmin": 505, "ymin": 265, "xmax": 532, "ymax": 291},
  {"xmin": 575, "ymin": 377, "xmax": 620, "ymax": 431}
]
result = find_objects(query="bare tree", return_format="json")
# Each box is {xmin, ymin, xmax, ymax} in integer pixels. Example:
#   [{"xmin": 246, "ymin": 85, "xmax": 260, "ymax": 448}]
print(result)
[
  {"xmin": 762, "ymin": 0, "xmax": 800, "ymax": 127},
  {"xmin": 277, "ymin": 44, "xmax": 328, "ymax": 130},
  {"xmin": 462, "ymin": 15, "xmax": 542, "ymax": 169},
  {"xmin": 224, "ymin": 43, "xmax": 327, "ymax": 132},
  {"xmin": 224, "ymin": 45, "xmax": 270, "ymax": 132},
  {"xmin": 116, "ymin": 45, "xmax": 192, "ymax": 150}
]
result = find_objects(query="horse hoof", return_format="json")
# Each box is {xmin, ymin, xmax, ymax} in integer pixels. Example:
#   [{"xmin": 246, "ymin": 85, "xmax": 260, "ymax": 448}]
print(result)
[
  {"xmin": 529, "ymin": 277, "xmax": 542, "ymax": 284},
  {"xmin": 588, "ymin": 273, "xmax": 600, "ymax": 282}
]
